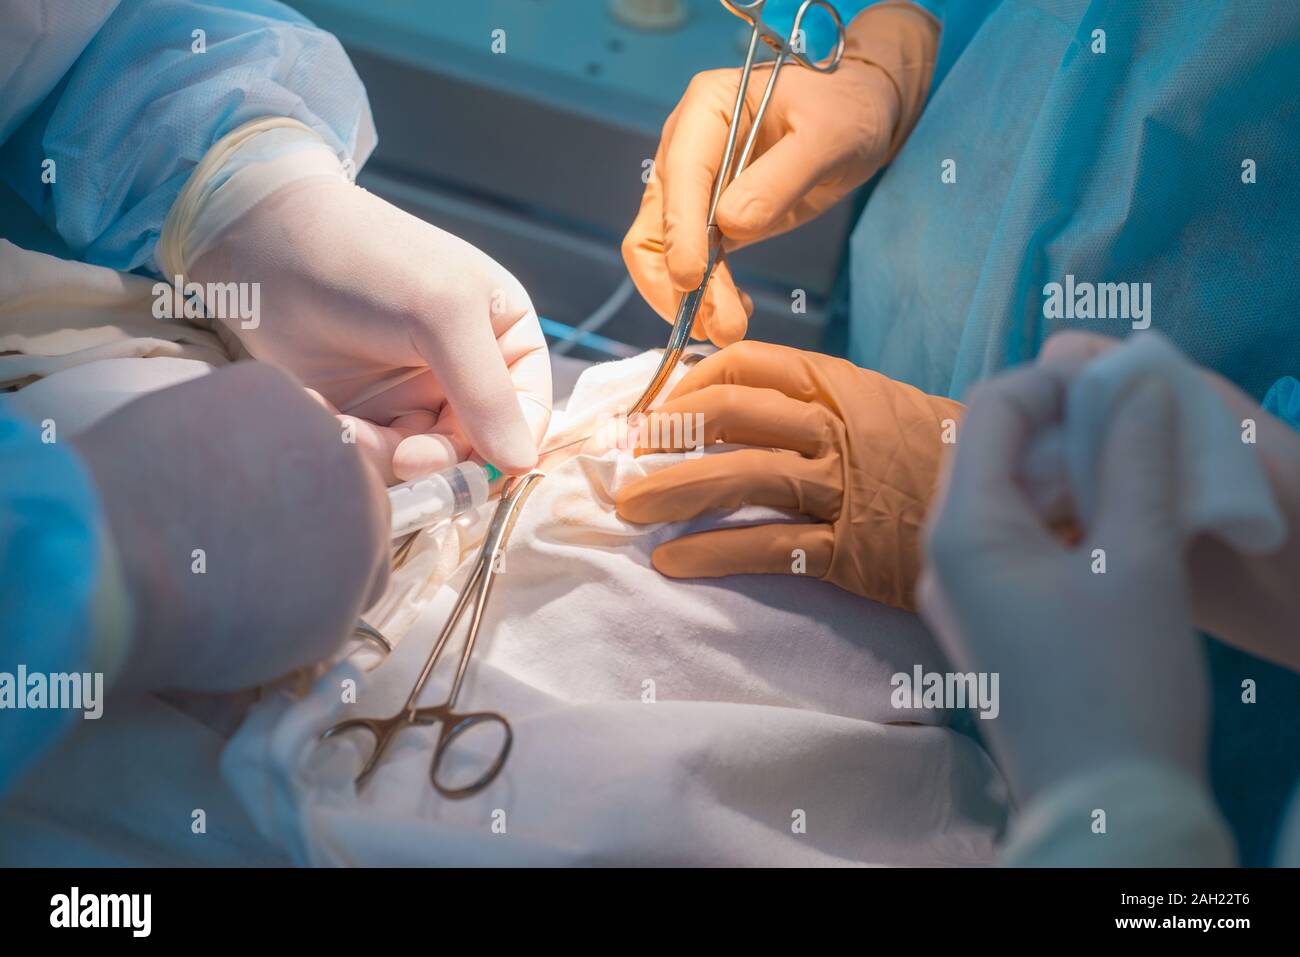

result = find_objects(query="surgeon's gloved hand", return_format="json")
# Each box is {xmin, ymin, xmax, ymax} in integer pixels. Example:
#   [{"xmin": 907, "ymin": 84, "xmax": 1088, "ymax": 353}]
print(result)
[
  {"xmin": 615, "ymin": 341, "xmax": 962, "ymax": 610},
  {"xmin": 75, "ymin": 362, "xmax": 391, "ymax": 694},
  {"xmin": 918, "ymin": 364, "xmax": 1208, "ymax": 804},
  {"xmin": 622, "ymin": 0, "xmax": 938, "ymax": 346},
  {"xmin": 1039, "ymin": 331, "xmax": 1300, "ymax": 672},
  {"xmin": 189, "ymin": 175, "xmax": 551, "ymax": 483}
]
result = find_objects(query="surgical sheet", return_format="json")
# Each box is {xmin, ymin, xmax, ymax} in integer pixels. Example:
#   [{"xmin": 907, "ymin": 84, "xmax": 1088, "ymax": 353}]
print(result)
[
  {"xmin": 0, "ymin": 346, "xmax": 1005, "ymax": 865},
  {"xmin": 223, "ymin": 351, "xmax": 1008, "ymax": 865}
]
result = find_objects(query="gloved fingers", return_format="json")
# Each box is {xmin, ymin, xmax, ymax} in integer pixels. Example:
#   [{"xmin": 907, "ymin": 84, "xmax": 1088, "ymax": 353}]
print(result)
[
  {"xmin": 623, "ymin": 165, "xmax": 753, "ymax": 345},
  {"xmin": 306, "ymin": 388, "xmax": 419, "ymax": 486},
  {"xmin": 715, "ymin": 131, "xmax": 843, "ymax": 244},
  {"xmin": 622, "ymin": 176, "xmax": 679, "ymax": 324},
  {"xmin": 660, "ymin": 70, "xmax": 737, "ymax": 292},
  {"xmin": 345, "ymin": 416, "xmax": 444, "ymax": 485},
  {"xmin": 391, "ymin": 436, "xmax": 464, "ymax": 483},
  {"xmin": 1018, "ymin": 423, "xmax": 1074, "ymax": 525},
  {"xmin": 650, "ymin": 522, "xmax": 835, "ymax": 580},
  {"xmin": 930, "ymin": 365, "xmax": 1065, "ymax": 555},
  {"xmin": 333, "ymin": 373, "xmax": 475, "ymax": 481},
  {"xmin": 392, "ymin": 408, "xmax": 470, "ymax": 482},
  {"xmin": 636, "ymin": 383, "xmax": 836, "ymax": 458},
  {"xmin": 409, "ymin": 304, "xmax": 538, "ymax": 475},
  {"xmin": 1092, "ymin": 376, "xmax": 1180, "ymax": 545},
  {"xmin": 626, "ymin": 98, "xmax": 759, "ymax": 345},
  {"xmin": 315, "ymin": 384, "xmax": 469, "ymax": 486},
  {"xmin": 1039, "ymin": 330, "xmax": 1122, "ymax": 364},
  {"xmin": 490, "ymin": 298, "xmax": 553, "ymax": 449},
  {"xmin": 1039, "ymin": 332, "xmax": 1219, "ymax": 539},
  {"xmin": 694, "ymin": 258, "xmax": 752, "ymax": 346},
  {"xmin": 616, "ymin": 447, "xmax": 840, "ymax": 525},
  {"xmin": 337, "ymin": 346, "xmax": 545, "ymax": 472},
  {"xmin": 665, "ymin": 340, "xmax": 822, "ymax": 404}
]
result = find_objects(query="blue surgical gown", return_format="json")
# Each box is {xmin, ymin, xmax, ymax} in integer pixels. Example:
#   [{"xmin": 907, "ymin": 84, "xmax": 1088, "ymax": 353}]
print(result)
[
  {"xmin": 0, "ymin": 0, "xmax": 375, "ymax": 272},
  {"xmin": 0, "ymin": 0, "xmax": 373, "ymax": 793},
  {"xmin": 849, "ymin": 0, "xmax": 1300, "ymax": 404},
  {"xmin": 0, "ymin": 410, "xmax": 107, "ymax": 796}
]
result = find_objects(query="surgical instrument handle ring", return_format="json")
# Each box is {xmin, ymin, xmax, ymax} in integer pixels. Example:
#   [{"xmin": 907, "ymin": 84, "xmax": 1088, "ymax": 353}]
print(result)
[
  {"xmin": 321, "ymin": 472, "xmax": 543, "ymax": 796},
  {"xmin": 417, "ymin": 706, "xmax": 513, "ymax": 799}
]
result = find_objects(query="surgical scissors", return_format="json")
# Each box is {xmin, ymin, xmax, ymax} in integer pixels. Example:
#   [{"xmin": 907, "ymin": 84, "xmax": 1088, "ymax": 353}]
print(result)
[
  {"xmin": 322, "ymin": 472, "xmax": 544, "ymax": 796},
  {"xmin": 627, "ymin": 0, "xmax": 846, "ymax": 416}
]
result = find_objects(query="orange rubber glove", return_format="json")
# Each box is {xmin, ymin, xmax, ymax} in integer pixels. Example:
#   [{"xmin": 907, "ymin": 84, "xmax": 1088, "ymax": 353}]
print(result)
[
  {"xmin": 622, "ymin": 0, "xmax": 940, "ymax": 346},
  {"xmin": 615, "ymin": 341, "xmax": 962, "ymax": 610}
]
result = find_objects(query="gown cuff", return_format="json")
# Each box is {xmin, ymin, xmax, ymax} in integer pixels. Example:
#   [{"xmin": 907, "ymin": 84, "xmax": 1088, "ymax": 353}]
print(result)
[{"xmin": 1001, "ymin": 760, "xmax": 1236, "ymax": 867}]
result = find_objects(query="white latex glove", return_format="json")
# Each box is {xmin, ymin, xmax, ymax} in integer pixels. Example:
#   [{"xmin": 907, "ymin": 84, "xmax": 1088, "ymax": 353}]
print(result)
[
  {"xmin": 189, "ymin": 175, "xmax": 551, "ymax": 482},
  {"xmin": 918, "ymin": 362, "xmax": 1209, "ymax": 805},
  {"xmin": 75, "ymin": 362, "xmax": 391, "ymax": 693},
  {"xmin": 1040, "ymin": 331, "xmax": 1300, "ymax": 673}
]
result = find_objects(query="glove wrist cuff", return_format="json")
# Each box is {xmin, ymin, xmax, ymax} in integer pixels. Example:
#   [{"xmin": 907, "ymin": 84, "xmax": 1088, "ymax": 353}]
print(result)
[
  {"xmin": 832, "ymin": 387, "xmax": 961, "ymax": 611},
  {"xmin": 844, "ymin": 1, "xmax": 941, "ymax": 160},
  {"xmin": 156, "ymin": 118, "xmax": 350, "ymax": 283}
]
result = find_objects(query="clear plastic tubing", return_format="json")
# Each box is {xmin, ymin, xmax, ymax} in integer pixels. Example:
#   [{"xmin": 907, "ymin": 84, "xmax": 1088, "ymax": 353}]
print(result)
[{"xmin": 388, "ymin": 462, "xmax": 501, "ymax": 538}]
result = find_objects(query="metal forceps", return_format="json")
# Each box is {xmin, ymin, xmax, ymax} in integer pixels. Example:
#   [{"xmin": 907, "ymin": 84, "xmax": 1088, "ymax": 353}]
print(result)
[
  {"xmin": 322, "ymin": 472, "xmax": 544, "ymax": 796},
  {"xmin": 627, "ymin": 0, "xmax": 846, "ymax": 416}
]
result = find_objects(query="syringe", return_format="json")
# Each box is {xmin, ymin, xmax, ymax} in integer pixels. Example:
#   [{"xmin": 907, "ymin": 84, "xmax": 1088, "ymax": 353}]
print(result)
[{"xmin": 388, "ymin": 461, "xmax": 502, "ymax": 539}]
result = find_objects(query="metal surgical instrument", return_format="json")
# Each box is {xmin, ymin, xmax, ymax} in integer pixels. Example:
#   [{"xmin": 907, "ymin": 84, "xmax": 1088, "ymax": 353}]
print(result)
[
  {"xmin": 626, "ymin": 0, "xmax": 846, "ymax": 417},
  {"xmin": 539, "ymin": 3, "xmax": 844, "ymax": 456},
  {"xmin": 323, "ymin": 472, "xmax": 544, "ymax": 796},
  {"xmin": 320, "ymin": 2, "xmax": 845, "ymax": 797}
]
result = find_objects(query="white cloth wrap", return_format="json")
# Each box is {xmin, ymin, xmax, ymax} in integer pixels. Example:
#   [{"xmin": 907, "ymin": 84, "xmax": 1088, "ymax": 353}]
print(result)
[{"xmin": 1068, "ymin": 333, "xmax": 1285, "ymax": 550}]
